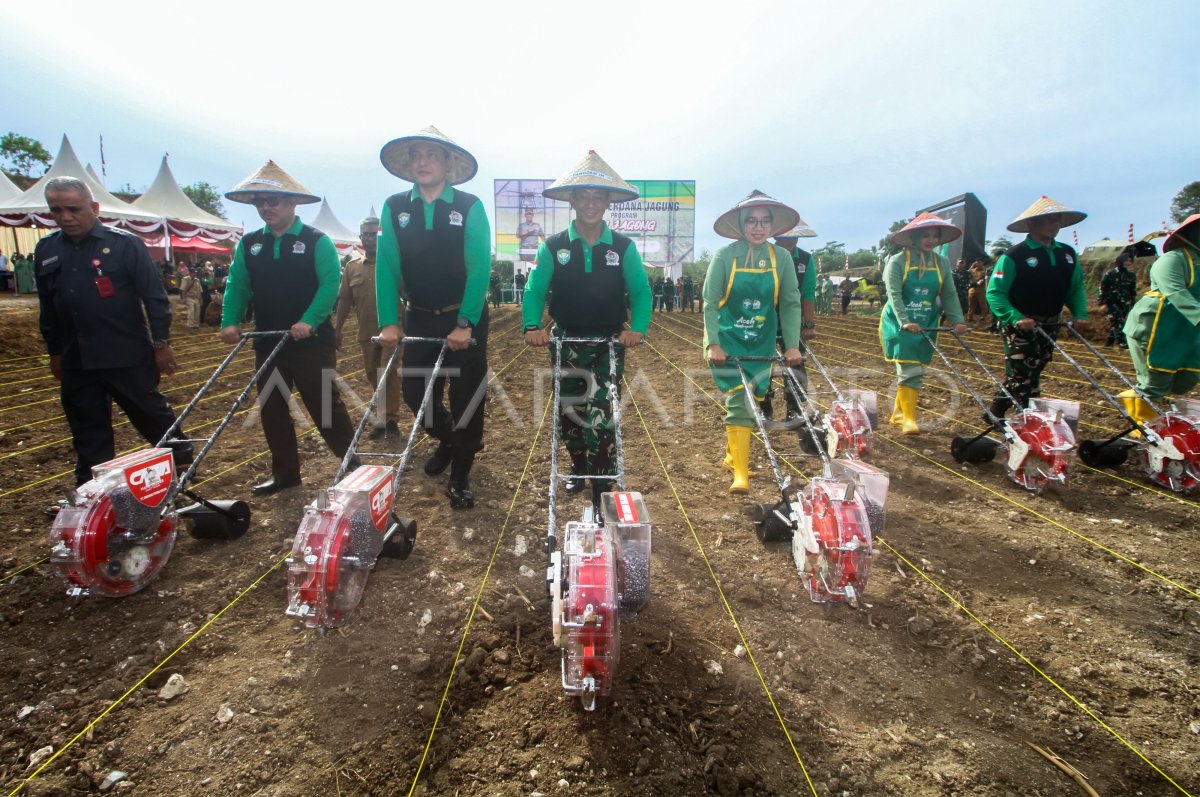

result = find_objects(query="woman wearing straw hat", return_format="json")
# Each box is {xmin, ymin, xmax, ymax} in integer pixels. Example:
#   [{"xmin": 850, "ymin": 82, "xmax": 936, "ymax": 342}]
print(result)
[
  {"xmin": 985, "ymin": 196, "xmax": 1091, "ymax": 419},
  {"xmin": 703, "ymin": 191, "xmax": 805, "ymax": 495},
  {"xmin": 219, "ymin": 160, "xmax": 357, "ymax": 496},
  {"xmin": 522, "ymin": 151, "xmax": 652, "ymax": 510},
  {"xmin": 375, "ymin": 127, "xmax": 492, "ymax": 509},
  {"xmin": 1120, "ymin": 213, "xmax": 1200, "ymax": 421},
  {"xmin": 879, "ymin": 213, "xmax": 968, "ymax": 435}
]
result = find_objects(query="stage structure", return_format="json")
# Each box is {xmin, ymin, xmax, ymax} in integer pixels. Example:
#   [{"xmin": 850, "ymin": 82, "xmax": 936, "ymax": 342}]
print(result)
[
  {"xmin": 917, "ymin": 193, "xmax": 987, "ymax": 264},
  {"xmin": 495, "ymin": 179, "xmax": 695, "ymax": 278}
]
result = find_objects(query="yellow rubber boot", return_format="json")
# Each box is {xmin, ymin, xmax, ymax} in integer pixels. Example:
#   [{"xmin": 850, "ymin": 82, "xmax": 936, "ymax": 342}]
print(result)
[
  {"xmin": 1119, "ymin": 389, "xmax": 1156, "ymax": 437},
  {"xmin": 726, "ymin": 425, "xmax": 751, "ymax": 494},
  {"xmin": 889, "ymin": 393, "xmax": 904, "ymax": 425},
  {"xmin": 723, "ymin": 439, "xmax": 734, "ymax": 472},
  {"xmin": 896, "ymin": 385, "xmax": 921, "ymax": 435}
]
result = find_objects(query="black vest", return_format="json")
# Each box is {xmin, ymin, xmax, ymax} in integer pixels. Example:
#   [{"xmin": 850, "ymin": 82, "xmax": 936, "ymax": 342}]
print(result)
[
  {"xmin": 1004, "ymin": 239, "xmax": 1078, "ymax": 317},
  {"xmin": 242, "ymin": 224, "xmax": 332, "ymax": 348},
  {"xmin": 792, "ymin": 248, "xmax": 812, "ymax": 283},
  {"xmin": 387, "ymin": 189, "xmax": 478, "ymax": 309},
  {"xmin": 546, "ymin": 229, "xmax": 633, "ymax": 333}
]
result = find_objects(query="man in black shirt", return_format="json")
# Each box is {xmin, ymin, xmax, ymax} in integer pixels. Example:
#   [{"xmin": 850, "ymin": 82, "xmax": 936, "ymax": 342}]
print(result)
[{"xmin": 35, "ymin": 177, "xmax": 193, "ymax": 486}]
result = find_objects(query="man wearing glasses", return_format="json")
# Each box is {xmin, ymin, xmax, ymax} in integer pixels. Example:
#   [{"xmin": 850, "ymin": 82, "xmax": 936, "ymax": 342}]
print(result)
[
  {"xmin": 376, "ymin": 127, "xmax": 491, "ymax": 509},
  {"xmin": 220, "ymin": 161, "xmax": 356, "ymax": 496},
  {"xmin": 34, "ymin": 176, "xmax": 193, "ymax": 490}
]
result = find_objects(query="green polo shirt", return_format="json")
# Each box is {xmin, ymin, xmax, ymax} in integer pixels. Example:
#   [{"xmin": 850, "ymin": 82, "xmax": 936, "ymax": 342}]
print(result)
[
  {"xmin": 221, "ymin": 216, "xmax": 341, "ymax": 328},
  {"xmin": 986, "ymin": 236, "xmax": 1088, "ymax": 325},
  {"xmin": 521, "ymin": 220, "xmax": 652, "ymax": 334},
  {"xmin": 376, "ymin": 184, "xmax": 491, "ymax": 327}
]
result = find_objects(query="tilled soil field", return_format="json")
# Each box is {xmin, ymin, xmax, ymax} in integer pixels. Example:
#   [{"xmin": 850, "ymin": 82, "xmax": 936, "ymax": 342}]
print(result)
[{"xmin": 0, "ymin": 295, "xmax": 1196, "ymax": 796}]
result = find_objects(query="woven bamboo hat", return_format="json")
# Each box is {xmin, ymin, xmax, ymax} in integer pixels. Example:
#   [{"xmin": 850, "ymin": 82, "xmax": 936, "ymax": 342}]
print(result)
[
  {"xmin": 1163, "ymin": 213, "xmax": 1200, "ymax": 253},
  {"xmin": 379, "ymin": 126, "xmax": 478, "ymax": 185},
  {"xmin": 775, "ymin": 219, "xmax": 818, "ymax": 239},
  {"xmin": 542, "ymin": 150, "xmax": 638, "ymax": 203},
  {"xmin": 889, "ymin": 212, "xmax": 962, "ymax": 247},
  {"xmin": 1006, "ymin": 195, "xmax": 1087, "ymax": 233},
  {"xmin": 224, "ymin": 160, "xmax": 320, "ymax": 205},
  {"xmin": 713, "ymin": 190, "xmax": 800, "ymax": 239}
]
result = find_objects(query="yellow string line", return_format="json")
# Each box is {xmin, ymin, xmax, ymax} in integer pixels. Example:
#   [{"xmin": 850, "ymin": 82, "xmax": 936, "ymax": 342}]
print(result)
[
  {"xmin": 6, "ymin": 552, "xmax": 291, "ymax": 797},
  {"xmin": 1, "ymin": 558, "xmax": 47, "ymax": 581},
  {"xmin": 408, "ymin": 389, "xmax": 550, "ymax": 796},
  {"xmin": 0, "ymin": 349, "xmax": 244, "ymax": 401},
  {"xmin": 649, "ymin": 329, "xmax": 1194, "ymax": 795},
  {"xmin": 624, "ymin": 381, "xmax": 819, "ymax": 796},
  {"xmin": 877, "ymin": 537, "xmax": 1194, "ymax": 797}
]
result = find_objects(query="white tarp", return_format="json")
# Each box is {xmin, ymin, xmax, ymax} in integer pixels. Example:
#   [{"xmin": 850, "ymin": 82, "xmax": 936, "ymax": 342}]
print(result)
[
  {"xmin": 133, "ymin": 156, "xmax": 241, "ymax": 235},
  {"xmin": 308, "ymin": 197, "xmax": 360, "ymax": 247}
]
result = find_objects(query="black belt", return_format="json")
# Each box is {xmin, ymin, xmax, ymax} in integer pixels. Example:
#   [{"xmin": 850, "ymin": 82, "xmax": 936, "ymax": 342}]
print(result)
[{"xmin": 408, "ymin": 302, "xmax": 462, "ymax": 316}]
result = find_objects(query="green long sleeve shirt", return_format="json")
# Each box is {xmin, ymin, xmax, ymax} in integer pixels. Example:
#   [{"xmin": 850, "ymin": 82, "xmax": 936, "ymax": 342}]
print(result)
[
  {"xmin": 882, "ymin": 249, "xmax": 964, "ymax": 326},
  {"xmin": 986, "ymin": 236, "xmax": 1088, "ymax": 325},
  {"xmin": 702, "ymin": 240, "xmax": 802, "ymax": 350},
  {"xmin": 221, "ymin": 217, "xmax": 341, "ymax": 328},
  {"xmin": 375, "ymin": 185, "xmax": 491, "ymax": 327},
  {"xmin": 521, "ymin": 221, "xmax": 652, "ymax": 334}
]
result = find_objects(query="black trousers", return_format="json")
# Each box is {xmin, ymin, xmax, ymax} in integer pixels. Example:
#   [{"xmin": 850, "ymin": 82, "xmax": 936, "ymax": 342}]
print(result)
[
  {"xmin": 61, "ymin": 360, "xmax": 193, "ymax": 486},
  {"xmin": 401, "ymin": 306, "xmax": 489, "ymax": 477},
  {"xmin": 255, "ymin": 343, "xmax": 355, "ymax": 483}
]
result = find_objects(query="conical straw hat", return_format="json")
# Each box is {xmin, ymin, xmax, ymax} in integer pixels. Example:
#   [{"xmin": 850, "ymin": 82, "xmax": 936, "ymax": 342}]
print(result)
[
  {"xmin": 542, "ymin": 150, "xmax": 638, "ymax": 203},
  {"xmin": 1163, "ymin": 213, "xmax": 1200, "ymax": 253},
  {"xmin": 224, "ymin": 160, "xmax": 320, "ymax": 205},
  {"xmin": 775, "ymin": 219, "xmax": 818, "ymax": 239},
  {"xmin": 379, "ymin": 126, "xmax": 478, "ymax": 185},
  {"xmin": 1006, "ymin": 195, "xmax": 1087, "ymax": 233},
  {"xmin": 890, "ymin": 212, "xmax": 962, "ymax": 247},
  {"xmin": 713, "ymin": 190, "xmax": 801, "ymax": 239}
]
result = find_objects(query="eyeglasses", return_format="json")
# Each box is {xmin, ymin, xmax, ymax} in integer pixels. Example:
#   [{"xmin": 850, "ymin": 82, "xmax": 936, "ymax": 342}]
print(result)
[
  {"xmin": 254, "ymin": 196, "xmax": 284, "ymax": 208},
  {"xmin": 49, "ymin": 205, "xmax": 84, "ymax": 214},
  {"xmin": 744, "ymin": 217, "xmax": 773, "ymax": 228}
]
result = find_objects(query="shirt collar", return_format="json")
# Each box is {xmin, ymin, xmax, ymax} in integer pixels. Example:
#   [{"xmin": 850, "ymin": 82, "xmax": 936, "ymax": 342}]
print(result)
[
  {"xmin": 567, "ymin": 220, "xmax": 613, "ymax": 245},
  {"xmin": 409, "ymin": 184, "xmax": 455, "ymax": 204},
  {"xmin": 1023, "ymin": 235, "xmax": 1062, "ymax": 251},
  {"xmin": 260, "ymin": 216, "xmax": 304, "ymax": 238}
]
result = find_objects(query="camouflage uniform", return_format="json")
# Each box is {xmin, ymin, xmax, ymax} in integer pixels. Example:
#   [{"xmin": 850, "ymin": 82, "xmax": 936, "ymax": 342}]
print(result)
[
  {"xmin": 556, "ymin": 337, "xmax": 623, "ymax": 477},
  {"xmin": 1099, "ymin": 262, "xmax": 1137, "ymax": 347}
]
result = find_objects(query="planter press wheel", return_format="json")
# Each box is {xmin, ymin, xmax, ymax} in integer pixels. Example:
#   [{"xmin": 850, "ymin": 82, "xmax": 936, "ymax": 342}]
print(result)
[
  {"xmin": 1137, "ymin": 414, "xmax": 1200, "ymax": 494},
  {"xmin": 803, "ymin": 483, "xmax": 872, "ymax": 605},
  {"xmin": 827, "ymin": 403, "xmax": 873, "ymax": 458},
  {"xmin": 50, "ymin": 492, "xmax": 177, "ymax": 598},
  {"xmin": 291, "ymin": 510, "xmax": 371, "ymax": 628},
  {"xmin": 1004, "ymin": 412, "xmax": 1075, "ymax": 492},
  {"xmin": 565, "ymin": 531, "xmax": 619, "ymax": 711}
]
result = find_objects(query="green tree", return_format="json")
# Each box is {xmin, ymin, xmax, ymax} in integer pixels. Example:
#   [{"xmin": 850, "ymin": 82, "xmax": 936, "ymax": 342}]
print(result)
[
  {"xmin": 878, "ymin": 218, "xmax": 908, "ymax": 259},
  {"xmin": 989, "ymin": 235, "xmax": 1014, "ymax": 257},
  {"xmin": 183, "ymin": 181, "xmax": 228, "ymax": 220},
  {"xmin": 0, "ymin": 132, "xmax": 52, "ymax": 179},
  {"xmin": 813, "ymin": 241, "xmax": 847, "ymax": 271},
  {"xmin": 1170, "ymin": 181, "xmax": 1200, "ymax": 223}
]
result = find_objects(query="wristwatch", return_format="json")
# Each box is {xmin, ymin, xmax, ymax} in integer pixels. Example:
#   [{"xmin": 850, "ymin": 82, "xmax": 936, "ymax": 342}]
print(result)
[
  {"xmin": 152, "ymin": 339, "xmax": 171, "ymax": 350},
  {"xmin": 524, "ymin": 324, "xmax": 541, "ymax": 332},
  {"xmin": 801, "ymin": 321, "xmax": 816, "ymax": 330},
  {"xmin": 456, "ymin": 315, "xmax": 472, "ymax": 329}
]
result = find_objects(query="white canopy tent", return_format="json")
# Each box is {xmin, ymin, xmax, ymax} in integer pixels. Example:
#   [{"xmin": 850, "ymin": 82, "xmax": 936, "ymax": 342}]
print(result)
[
  {"xmin": 133, "ymin": 156, "xmax": 240, "ymax": 238},
  {"xmin": 0, "ymin": 135, "xmax": 162, "ymax": 232},
  {"xmin": 307, "ymin": 197, "xmax": 361, "ymax": 252},
  {"xmin": 0, "ymin": 170, "xmax": 20, "ymax": 203}
]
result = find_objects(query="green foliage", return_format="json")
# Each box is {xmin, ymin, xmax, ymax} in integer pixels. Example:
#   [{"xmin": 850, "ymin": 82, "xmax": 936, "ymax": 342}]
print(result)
[
  {"xmin": 112, "ymin": 182, "xmax": 140, "ymax": 203},
  {"xmin": 989, "ymin": 235, "xmax": 1014, "ymax": 257},
  {"xmin": 878, "ymin": 219, "xmax": 907, "ymax": 258},
  {"xmin": 1170, "ymin": 181, "xmax": 1200, "ymax": 223},
  {"xmin": 0, "ymin": 132, "xmax": 51, "ymax": 179},
  {"xmin": 182, "ymin": 181, "xmax": 228, "ymax": 220}
]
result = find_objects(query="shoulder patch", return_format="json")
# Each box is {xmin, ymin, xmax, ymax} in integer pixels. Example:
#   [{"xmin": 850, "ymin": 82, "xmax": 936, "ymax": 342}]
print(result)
[
  {"xmin": 250, "ymin": 243, "xmax": 264, "ymax": 256},
  {"xmin": 556, "ymin": 248, "xmax": 572, "ymax": 266}
]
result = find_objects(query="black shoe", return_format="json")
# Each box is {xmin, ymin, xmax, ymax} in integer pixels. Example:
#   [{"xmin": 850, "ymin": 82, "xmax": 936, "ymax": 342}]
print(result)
[
  {"xmin": 564, "ymin": 452, "xmax": 588, "ymax": 494},
  {"xmin": 424, "ymin": 442, "xmax": 453, "ymax": 476},
  {"xmin": 44, "ymin": 504, "xmax": 62, "ymax": 518},
  {"xmin": 446, "ymin": 477, "xmax": 474, "ymax": 509},
  {"xmin": 251, "ymin": 476, "xmax": 301, "ymax": 496},
  {"xmin": 368, "ymin": 424, "xmax": 388, "ymax": 440}
]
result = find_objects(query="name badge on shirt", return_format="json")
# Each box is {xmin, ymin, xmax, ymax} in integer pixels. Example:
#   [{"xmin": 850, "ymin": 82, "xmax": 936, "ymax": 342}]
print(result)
[{"xmin": 95, "ymin": 275, "xmax": 116, "ymax": 298}]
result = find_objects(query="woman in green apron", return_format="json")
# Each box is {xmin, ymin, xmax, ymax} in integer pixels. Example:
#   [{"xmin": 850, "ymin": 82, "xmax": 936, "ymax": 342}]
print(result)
[
  {"xmin": 1121, "ymin": 213, "xmax": 1200, "ymax": 422},
  {"xmin": 879, "ymin": 213, "xmax": 968, "ymax": 434},
  {"xmin": 703, "ymin": 191, "xmax": 804, "ymax": 494}
]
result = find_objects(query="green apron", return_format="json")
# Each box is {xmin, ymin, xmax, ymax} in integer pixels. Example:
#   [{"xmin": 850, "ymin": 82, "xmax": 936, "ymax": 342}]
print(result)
[
  {"xmin": 709, "ymin": 244, "xmax": 780, "ymax": 400},
  {"xmin": 880, "ymin": 250, "xmax": 942, "ymax": 365},
  {"xmin": 1125, "ymin": 248, "xmax": 1200, "ymax": 374}
]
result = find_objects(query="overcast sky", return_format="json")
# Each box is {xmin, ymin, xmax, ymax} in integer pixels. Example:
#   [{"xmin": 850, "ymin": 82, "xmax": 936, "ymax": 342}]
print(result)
[{"xmin": 4, "ymin": 0, "xmax": 1197, "ymax": 257}]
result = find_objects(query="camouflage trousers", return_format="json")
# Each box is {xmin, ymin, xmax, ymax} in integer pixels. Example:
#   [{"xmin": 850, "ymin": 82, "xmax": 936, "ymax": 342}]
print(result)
[
  {"xmin": 555, "ymin": 340, "xmax": 624, "ymax": 476},
  {"xmin": 1106, "ymin": 301, "xmax": 1133, "ymax": 346},
  {"xmin": 996, "ymin": 322, "xmax": 1056, "ymax": 411}
]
